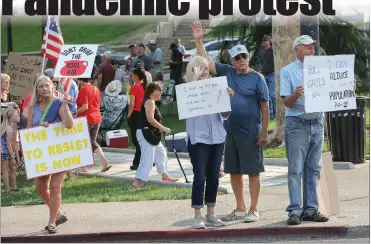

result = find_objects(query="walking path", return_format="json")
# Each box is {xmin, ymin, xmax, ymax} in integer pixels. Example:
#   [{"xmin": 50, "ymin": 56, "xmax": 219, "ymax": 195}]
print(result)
[
  {"xmin": 1, "ymin": 163, "xmax": 369, "ymax": 241},
  {"xmin": 84, "ymin": 151, "xmax": 289, "ymax": 193}
]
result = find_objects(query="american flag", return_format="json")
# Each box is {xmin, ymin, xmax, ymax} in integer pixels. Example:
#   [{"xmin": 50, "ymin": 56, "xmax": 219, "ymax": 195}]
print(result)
[{"xmin": 41, "ymin": 16, "xmax": 64, "ymax": 63}]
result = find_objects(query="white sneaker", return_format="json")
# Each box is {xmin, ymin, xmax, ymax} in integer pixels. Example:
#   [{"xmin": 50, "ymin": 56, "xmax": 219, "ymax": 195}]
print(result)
[
  {"xmin": 244, "ymin": 210, "xmax": 260, "ymax": 223},
  {"xmin": 193, "ymin": 216, "xmax": 206, "ymax": 229},
  {"xmin": 206, "ymin": 214, "xmax": 225, "ymax": 227}
]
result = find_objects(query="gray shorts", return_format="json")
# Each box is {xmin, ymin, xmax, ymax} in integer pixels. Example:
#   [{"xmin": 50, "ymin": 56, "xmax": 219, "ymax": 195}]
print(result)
[{"xmin": 224, "ymin": 134, "xmax": 265, "ymax": 175}]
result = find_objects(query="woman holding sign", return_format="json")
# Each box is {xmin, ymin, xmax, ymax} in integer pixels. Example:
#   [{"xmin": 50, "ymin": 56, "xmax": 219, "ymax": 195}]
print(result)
[
  {"xmin": 184, "ymin": 56, "xmax": 234, "ymax": 229},
  {"xmin": 27, "ymin": 74, "xmax": 74, "ymax": 234}
]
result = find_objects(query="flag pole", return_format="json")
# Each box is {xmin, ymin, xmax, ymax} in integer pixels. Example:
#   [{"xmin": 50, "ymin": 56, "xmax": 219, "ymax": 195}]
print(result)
[{"xmin": 41, "ymin": 16, "xmax": 50, "ymax": 73}]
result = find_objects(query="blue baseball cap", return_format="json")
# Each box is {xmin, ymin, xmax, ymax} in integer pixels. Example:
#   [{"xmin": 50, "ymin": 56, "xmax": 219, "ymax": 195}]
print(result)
[{"xmin": 230, "ymin": 44, "xmax": 249, "ymax": 58}]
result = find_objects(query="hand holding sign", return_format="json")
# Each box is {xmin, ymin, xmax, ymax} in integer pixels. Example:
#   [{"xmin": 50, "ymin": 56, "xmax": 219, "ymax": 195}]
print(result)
[{"xmin": 295, "ymin": 85, "xmax": 304, "ymax": 96}]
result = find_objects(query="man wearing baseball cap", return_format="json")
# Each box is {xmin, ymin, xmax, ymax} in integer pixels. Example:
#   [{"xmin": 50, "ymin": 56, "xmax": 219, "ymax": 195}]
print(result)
[
  {"xmin": 191, "ymin": 21, "xmax": 270, "ymax": 223},
  {"xmin": 280, "ymin": 35, "xmax": 329, "ymax": 225},
  {"xmin": 148, "ymin": 40, "xmax": 163, "ymax": 73}
]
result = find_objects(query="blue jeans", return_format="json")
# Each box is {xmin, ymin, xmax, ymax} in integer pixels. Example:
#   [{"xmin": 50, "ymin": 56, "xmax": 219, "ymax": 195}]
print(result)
[
  {"xmin": 188, "ymin": 141, "xmax": 224, "ymax": 208},
  {"xmin": 285, "ymin": 117, "xmax": 323, "ymax": 217},
  {"xmin": 264, "ymin": 73, "xmax": 276, "ymax": 117}
]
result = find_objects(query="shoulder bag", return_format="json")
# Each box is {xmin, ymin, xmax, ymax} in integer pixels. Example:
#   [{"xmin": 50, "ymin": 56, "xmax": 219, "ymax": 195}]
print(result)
[{"xmin": 142, "ymin": 101, "xmax": 162, "ymax": 146}]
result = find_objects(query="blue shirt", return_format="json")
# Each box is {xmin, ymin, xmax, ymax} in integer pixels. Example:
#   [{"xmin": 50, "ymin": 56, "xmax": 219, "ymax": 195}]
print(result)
[
  {"xmin": 280, "ymin": 59, "xmax": 323, "ymax": 120},
  {"xmin": 68, "ymin": 80, "xmax": 79, "ymax": 112},
  {"xmin": 32, "ymin": 99, "xmax": 62, "ymax": 126},
  {"xmin": 215, "ymin": 63, "xmax": 269, "ymax": 139},
  {"xmin": 186, "ymin": 114, "xmax": 227, "ymax": 145},
  {"xmin": 130, "ymin": 55, "xmax": 153, "ymax": 71}
]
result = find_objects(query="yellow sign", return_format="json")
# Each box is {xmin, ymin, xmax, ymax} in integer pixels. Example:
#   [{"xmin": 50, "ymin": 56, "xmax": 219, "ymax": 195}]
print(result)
[{"xmin": 19, "ymin": 117, "xmax": 94, "ymax": 179}]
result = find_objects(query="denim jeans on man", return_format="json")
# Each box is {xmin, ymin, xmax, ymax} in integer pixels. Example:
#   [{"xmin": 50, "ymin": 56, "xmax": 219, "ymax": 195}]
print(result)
[
  {"xmin": 263, "ymin": 72, "xmax": 276, "ymax": 117},
  {"xmin": 284, "ymin": 116, "xmax": 323, "ymax": 217},
  {"xmin": 188, "ymin": 141, "xmax": 224, "ymax": 208}
]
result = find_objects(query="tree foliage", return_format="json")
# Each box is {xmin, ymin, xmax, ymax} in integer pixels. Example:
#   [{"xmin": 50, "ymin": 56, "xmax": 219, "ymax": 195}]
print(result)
[{"xmin": 208, "ymin": 15, "xmax": 370, "ymax": 94}]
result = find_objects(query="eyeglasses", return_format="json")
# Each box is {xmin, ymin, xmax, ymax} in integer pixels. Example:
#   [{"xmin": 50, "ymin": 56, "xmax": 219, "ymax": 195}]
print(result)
[{"xmin": 234, "ymin": 53, "xmax": 248, "ymax": 61}]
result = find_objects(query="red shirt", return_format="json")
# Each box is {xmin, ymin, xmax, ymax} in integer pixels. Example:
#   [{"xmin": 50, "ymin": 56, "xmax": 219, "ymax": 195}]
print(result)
[
  {"xmin": 76, "ymin": 84, "xmax": 101, "ymax": 124},
  {"xmin": 23, "ymin": 94, "xmax": 32, "ymax": 108},
  {"xmin": 129, "ymin": 83, "xmax": 145, "ymax": 111}
]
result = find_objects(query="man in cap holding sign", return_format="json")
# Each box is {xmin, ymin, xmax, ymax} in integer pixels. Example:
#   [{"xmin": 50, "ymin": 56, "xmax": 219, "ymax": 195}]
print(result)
[
  {"xmin": 280, "ymin": 35, "xmax": 329, "ymax": 225},
  {"xmin": 191, "ymin": 21, "xmax": 270, "ymax": 223}
]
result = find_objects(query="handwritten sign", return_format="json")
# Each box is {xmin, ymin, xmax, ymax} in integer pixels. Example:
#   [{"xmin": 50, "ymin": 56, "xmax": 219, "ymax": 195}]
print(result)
[
  {"xmin": 175, "ymin": 76, "xmax": 231, "ymax": 120},
  {"xmin": 303, "ymin": 55, "xmax": 356, "ymax": 113},
  {"xmin": 4, "ymin": 52, "xmax": 45, "ymax": 98},
  {"xmin": 54, "ymin": 44, "xmax": 98, "ymax": 78},
  {"xmin": 19, "ymin": 117, "xmax": 94, "ymax": 179}
]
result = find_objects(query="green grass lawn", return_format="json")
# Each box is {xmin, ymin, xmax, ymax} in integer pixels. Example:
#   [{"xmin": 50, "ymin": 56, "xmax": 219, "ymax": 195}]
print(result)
[
  {"xmin": 1, "ymin": 17, "xmax": 147, "ymax": 53},
  {"xmin": 1, "ymin": 173, "xmax": 191, "ymax": 207}
]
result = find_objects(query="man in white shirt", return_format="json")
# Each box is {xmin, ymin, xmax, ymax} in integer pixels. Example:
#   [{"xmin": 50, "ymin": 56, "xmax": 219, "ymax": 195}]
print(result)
[{"xmin": 176, "ymin": 38, "xmax": 186, "ymax": 56}]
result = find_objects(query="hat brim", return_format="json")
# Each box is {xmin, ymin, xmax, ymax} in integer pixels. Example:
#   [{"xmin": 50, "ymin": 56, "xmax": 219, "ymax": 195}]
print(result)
[
  {"xmin": 231, "ymin": 51, "xmax": 248, "ymax": 58},
  {"xmin": 105, "ymin": 81, "xmax": 123, "ymax": 97}
]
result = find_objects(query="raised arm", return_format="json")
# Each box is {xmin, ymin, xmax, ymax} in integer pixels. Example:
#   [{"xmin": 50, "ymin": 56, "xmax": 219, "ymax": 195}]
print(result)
[{"xmin": 192, "ymin": 21, "xmax": 216, "ymax": 74}]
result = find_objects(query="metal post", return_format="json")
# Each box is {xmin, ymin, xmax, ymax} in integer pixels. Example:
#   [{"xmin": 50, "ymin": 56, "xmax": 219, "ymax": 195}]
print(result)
[
  {"xmin": 7, "ymin": 17, "xmax": 13, "ymax": 53},
  {"xmin": 41, "ymin": 16, "xmax": 47, "ymax": 41}
]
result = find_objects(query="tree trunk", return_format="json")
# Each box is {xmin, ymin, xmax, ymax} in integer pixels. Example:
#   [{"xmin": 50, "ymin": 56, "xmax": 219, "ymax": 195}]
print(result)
[{"xmin": 267, "ymin": 14, "xmax": 300, "ymax": 147}]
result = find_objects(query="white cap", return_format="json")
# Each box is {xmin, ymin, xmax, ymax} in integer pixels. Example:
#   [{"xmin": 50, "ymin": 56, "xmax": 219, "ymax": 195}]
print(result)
[
  {"xmin": 230, "ymin": 44, "xmax": 248, "ymax": 58},
  {"xmin": 103, "ymin": 51, "xmax": 112, "ymax": 58},
  {"xmin": 149, "ymin": 40, "xmax": 156, "ymax": 45},
  {"xmin": 293, "ymin": 35, "xmax": 316, "ymax": 48}
]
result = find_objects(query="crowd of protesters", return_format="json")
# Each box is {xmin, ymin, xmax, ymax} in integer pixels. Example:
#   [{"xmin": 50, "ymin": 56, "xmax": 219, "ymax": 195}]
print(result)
[{"xmin": 0, "ymin": 27, "xmax": 335, "ymax": 234}]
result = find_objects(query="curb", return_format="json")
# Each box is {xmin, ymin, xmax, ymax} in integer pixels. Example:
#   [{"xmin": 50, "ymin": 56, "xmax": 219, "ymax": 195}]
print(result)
[
  {"xmin": 1, "ymin": 225, "xmax": 349, "ymax": 243},
  {"xmin": 102, "ymin": 147, "xmax": 289, "ymax": 167},
  {"xmin": 77, "ymin": 172, "xmax": 231, "ymax": 194}
]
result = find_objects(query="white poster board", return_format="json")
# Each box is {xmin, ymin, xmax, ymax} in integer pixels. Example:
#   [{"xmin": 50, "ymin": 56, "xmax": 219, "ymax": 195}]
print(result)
[
  {"xmin": 303, "ymin": 55, "xmax": 356, "ymax": 113},
  {"xmin": 19, "ymin": 117, "xmax": 94, "ymax": 179},
  {"xmin": 53, "ymin": 44, "xmax": 98, "ymax": 78},
  {"xmin": 175, "ymin": 76, "xmax": 231, "ymax": 120}
]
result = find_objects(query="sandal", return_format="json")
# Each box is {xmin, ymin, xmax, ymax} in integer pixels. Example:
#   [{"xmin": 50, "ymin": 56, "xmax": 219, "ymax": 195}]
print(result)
[
  {"xmin": 162, "ymin": 177, "xmax": 179, "ymax": 182},
  {"xmin": 47, "ymin": 224, "xmax": 57, "ymax": 234},
  {"xmin": 101, "ymin": 166, "xmax": 112, "ymax": 172},
  {"xmin": 45, "ymin": 215, "xmax": 68, "ymax": 230}
]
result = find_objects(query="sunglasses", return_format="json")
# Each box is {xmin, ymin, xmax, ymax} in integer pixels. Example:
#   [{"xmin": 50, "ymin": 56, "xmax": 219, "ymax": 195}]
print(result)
[{"xmin": 234, "ymin": 53, "xmax": 248, "ymax": 61}]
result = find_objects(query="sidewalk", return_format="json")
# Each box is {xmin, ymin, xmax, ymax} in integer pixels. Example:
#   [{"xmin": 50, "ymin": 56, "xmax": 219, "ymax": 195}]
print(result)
[
  {"xmin": 78, "ymin": 150, "xmax": 289, "ymax": 193},
  {"xmin": 1, "ymin": 161, "xmax": 369, "ymax": 241}
]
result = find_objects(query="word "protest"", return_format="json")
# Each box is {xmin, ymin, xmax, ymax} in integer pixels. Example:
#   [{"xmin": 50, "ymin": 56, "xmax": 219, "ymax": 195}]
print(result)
[
  {"xmin": 20, "ymin": 118, "xmax": 94, "ymax": 179},
  {"xmin": 3, "ymin": 0, "xmax": 336, "ymax": 20}
]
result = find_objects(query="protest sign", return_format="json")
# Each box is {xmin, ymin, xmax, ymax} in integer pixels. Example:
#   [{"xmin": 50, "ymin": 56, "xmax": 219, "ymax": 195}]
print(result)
[
  {"xmin": 303, "ymin": 55, "xmax": 356, "ymax": 113},
  {"xmin": 175, "ymin": 76, "xmax": 231, "ymax": 120},
  {"xmin": 53, "ymin": 44, "xmax": 98, "ymax": 78},
  {"xmin": 19, "ymin": 117, "xmax": 94, "ymax": 179},
  {"xmin": 4, "ymin": 52, "xmax": 45, "ymax": 98}
]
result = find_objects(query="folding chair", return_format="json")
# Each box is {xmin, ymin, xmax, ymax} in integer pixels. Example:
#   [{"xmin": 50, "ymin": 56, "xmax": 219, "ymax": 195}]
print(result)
[
  {"xmin": 98, "ymin": 109, "xmax": 126, "ymax": 147},
  {"xmin": 161, "ymin": 79, "xmax": 176, "ymax": 114}
]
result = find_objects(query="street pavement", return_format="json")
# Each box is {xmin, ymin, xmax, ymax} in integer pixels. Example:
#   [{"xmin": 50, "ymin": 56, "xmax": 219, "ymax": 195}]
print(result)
[
  {"xmin": 84, "ymin": 151, "xmax": 289, "ymax": 192},
  {"xmin": 1, "ymin": 160, "xmax": 369, "ymax": 240}
]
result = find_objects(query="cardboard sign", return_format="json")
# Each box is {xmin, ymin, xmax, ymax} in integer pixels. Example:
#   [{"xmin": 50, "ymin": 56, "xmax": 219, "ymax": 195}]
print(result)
[
  {"xmin": 318, "ymin": 152, "xmax": 341, "ymax": 216},
  {"xmin": 175, "ymin": 76, "xmax": 231, "ymax": 120},
  {"xmin": 53, "ymin": 44, "xmax": 98, "ymax": 78},
  {"xmin": 19, "ymin": 117, "xmax": 94, "ymax": 179},
  {"xmin": 303, "ymin": 55, "xmax": 356, "ymax": 113},
  {"xmin": 4, "ymin": 52, "xmax": 45, "ymax": 98}
]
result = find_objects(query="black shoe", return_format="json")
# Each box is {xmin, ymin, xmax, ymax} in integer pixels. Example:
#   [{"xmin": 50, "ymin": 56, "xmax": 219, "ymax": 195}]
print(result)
[
  {"xmin": 130, "ymin": 165, "xmax": 138, "ymax": 170},
  {"xmin": 287, "ymin": 214, "xmax": 301, "ymax": 225},
  {"xmin": 302, "ymin": 210, "xmax": 329, "ymax": 222},
  {"xmin": 45, "ymin": 215, "xmax": 68, "ymax": 230}
]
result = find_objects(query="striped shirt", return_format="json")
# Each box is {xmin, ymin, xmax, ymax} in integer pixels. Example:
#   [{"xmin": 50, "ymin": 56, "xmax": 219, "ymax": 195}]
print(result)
[{"xmin": 186, "ymin": 114, "xmax": 227, "ymax": 145}]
